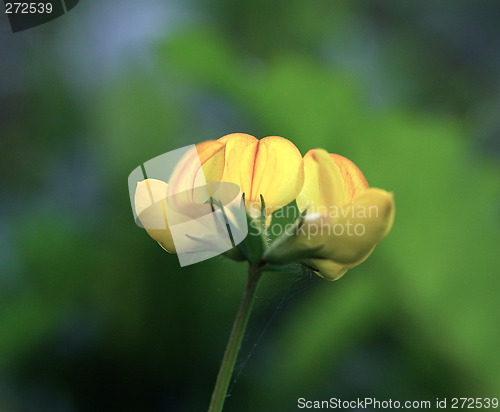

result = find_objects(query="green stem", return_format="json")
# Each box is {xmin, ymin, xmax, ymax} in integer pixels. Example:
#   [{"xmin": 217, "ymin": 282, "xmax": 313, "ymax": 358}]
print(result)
[{"xmin": 207, "ymin": 265, "xmax": 263, "ymax": 412}]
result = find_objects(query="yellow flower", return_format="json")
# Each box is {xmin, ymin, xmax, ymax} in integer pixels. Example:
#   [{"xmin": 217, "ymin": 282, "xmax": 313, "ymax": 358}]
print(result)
[
  {"xmin": 134, "ymin": 133, "xmax": 304, "ymax": 254},
  {"xmin": 264, "ymin": 149, "xmax": 395, "ymax": 280},
  {"xmin": 132, "ymin": 135, "xmax": 393, "ymax": 277}
]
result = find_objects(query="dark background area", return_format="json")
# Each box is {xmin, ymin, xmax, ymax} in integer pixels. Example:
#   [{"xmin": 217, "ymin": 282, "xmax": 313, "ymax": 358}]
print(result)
[{"xmin": 1, "ymin": 1, "xmax": 499, "ymax": 411}]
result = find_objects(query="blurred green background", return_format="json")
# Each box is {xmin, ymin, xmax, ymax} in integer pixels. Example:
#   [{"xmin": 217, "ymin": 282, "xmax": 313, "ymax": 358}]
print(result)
[{"xmin": 1, "ymin": 1, "xmax": 499, "ymax": 411}]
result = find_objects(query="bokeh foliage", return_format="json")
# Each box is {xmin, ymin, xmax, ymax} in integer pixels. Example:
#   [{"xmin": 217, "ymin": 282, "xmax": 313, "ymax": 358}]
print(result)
[{"xmin": 1, "ymin": 1, "xmax": 499, "ymax": 411}]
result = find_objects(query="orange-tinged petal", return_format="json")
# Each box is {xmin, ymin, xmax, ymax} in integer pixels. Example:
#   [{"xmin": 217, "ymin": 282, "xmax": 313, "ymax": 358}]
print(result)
[
  {"xmin": 194, "ymin": 140, "xmax": 226, "ymax": 203},
  {"xmin": 263, "ymin": 145, "xmax": 394, "ymax": 277},
  {"xmin": 218, "ymin": 133, "xmax": 258, "ymax": 191},
  {"xmin": 330, "ymin": 154, "xmax": 369, "ymax": 202},
  {"xmin": 196, "ymin": 140, "xmax": 226, "ymax": 186},
  {"xmin": 167, "ymin": 141, "xmax": 226, "ymax": 206},
  {"xmin": 167, "ymin": 147, "xmax": 200, "ymax": 198},
  {"xmin": 135, "ymin": 179, "xmax": 176, "ymax": 253},
  {"xmin": 296, "ymin": 149, "xmax": 347, "ymax": 214},
  {"xmin": 218, "ymin": 133, "xmax": 304, "ymax": 216},
  {"xmin": 248, "ymin": 136, "xmax": 304, "ymax": 213}
]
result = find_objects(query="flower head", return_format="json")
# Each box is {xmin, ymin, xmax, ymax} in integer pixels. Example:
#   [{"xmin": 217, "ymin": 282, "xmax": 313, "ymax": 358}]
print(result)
[{"xmin": 131, "ymin": 135, "xmax": 394, "ymax": 277}]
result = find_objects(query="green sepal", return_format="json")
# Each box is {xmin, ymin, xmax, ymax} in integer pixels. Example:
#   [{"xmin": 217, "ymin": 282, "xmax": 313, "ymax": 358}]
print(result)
[
  {"xmin": 263, "ymin": 208, "xmax": 320, "ymax": 265},
  {"xmin": 243, "ymin": 210, "xmax": 267, "ymax": 266}
]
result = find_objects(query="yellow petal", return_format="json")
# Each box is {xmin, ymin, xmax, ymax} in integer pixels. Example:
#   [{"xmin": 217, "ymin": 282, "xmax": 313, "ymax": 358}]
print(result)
[
  {"xmin": 302, "ymin": 258, "xmax": 349, "ymax": 281},
  {"xmin": 167, "ymin": 141, "xmax": 226, "ymax": 206},
  {"xmin": 248, "ymin": 136, "xmax": 304, "ymax": 213},
  {"xmin": 330, "ymin": 154, "xmax": 369, "ymax": 202},
  {"xmin": 296, "ymin": 149, "xmax": 347, "ymax": 214},
  {"xmin": 218, "ymin": 133, "xmax": 258, "ymax": 191},
  {"xmin": 135, "ymin": 179, "xmax": 176, "ymax": 253},
  {"xmin": 168, "ymin": 147, "xmax": 200, "ymax": 197},
  {"xmin": 311, "ymin": 188, "xmax": 395, "ymax": 264},
  {"xmin": 264, "ymin": 189, "xmax": 394, "ymax": 266},
  {"xmin": 218, "ymin": 133, "xmax": 304, "ymax": 215},
  {"xmin": 196, "ymin": 140, "xmax": 226, "ymax": 186}
]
